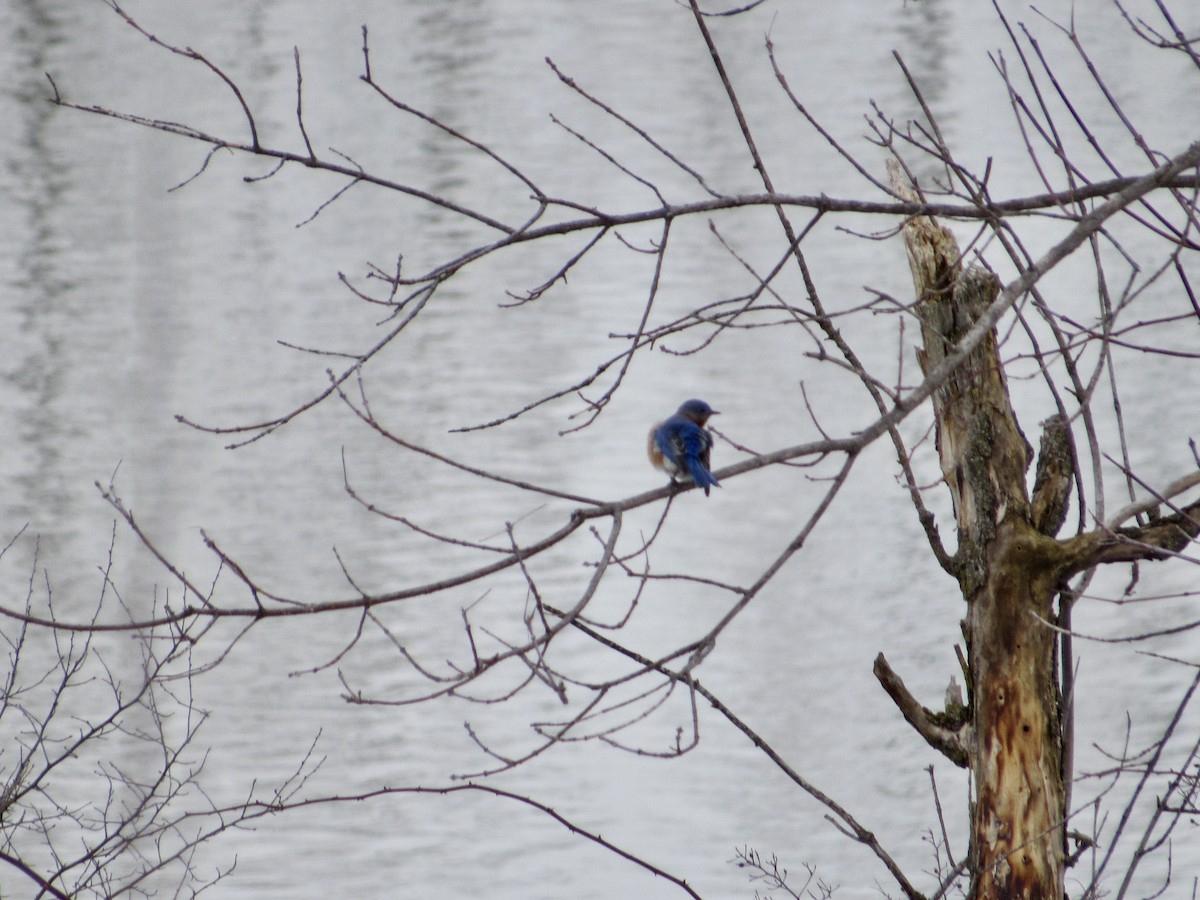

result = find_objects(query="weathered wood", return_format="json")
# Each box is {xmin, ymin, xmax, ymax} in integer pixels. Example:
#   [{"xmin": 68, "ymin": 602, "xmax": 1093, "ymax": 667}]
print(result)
[
  {"xmin": 1030, "ymin": 416, "xmax": 1073, "ymax": 538},
  {"xmin": 967, "ymin": 520, "xmax": 1067, "ymax": 899},
  {"xmin": 879, "ymin": 156, "xmax": 1200, "ymax": 899},
  {"xmin": 890, "ymin": 163, "xmax": 1066, "ymax": 900},
  {"xmin": 873, "ymin": 653, "xmax": 971, "ymax": 768}
]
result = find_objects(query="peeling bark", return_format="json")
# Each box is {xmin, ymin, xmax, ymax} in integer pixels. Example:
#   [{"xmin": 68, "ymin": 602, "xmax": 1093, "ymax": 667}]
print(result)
[
  {"xmin": 880, "ymin": 163, "xmax": 1200, "ymax": 899},
  {"xmin": 968, "ymin": 519, "xmax": 1066, "ymax": 899},
  {"xmin": 891, "ymin": 164, "xmax": 1066, "ymax": 900}
]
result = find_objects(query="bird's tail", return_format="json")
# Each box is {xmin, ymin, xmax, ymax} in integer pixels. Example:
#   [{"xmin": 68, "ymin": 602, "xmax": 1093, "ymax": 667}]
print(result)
[{"xmin": 686, "ymin": 458, "xmax": 720, "ymax": 496}]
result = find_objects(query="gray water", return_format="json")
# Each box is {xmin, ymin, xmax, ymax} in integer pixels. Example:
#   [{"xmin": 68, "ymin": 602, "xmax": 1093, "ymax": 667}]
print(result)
[{"xmin": 2, "ymin": 1, "xmax": 1198, "ymax": 898}]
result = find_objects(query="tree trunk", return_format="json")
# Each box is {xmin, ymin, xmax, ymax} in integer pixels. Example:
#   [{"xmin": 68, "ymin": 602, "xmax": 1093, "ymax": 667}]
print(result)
[
  {"xmin": 896, "ymin": 167, "xmax": 1066, "ymax": 899},
  {"xmin": 878, "ymin": 156, "xmax": 1200, "ymax": 899},
  {"xmin": 966, "ymin": 518, "xmax": 1066, "ymax": 899}
]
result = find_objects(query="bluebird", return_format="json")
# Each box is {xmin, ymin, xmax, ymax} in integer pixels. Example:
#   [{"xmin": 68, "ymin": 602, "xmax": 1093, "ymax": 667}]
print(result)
[{"xmin": 648, "ymin": 399, "xmax": 720, "ymax": 496}]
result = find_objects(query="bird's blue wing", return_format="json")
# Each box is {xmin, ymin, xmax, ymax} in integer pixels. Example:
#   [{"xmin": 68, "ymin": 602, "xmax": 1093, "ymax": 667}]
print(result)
[
  {"xmin": 653, "ymin": 423, "xmax": 682, "ymax": 472},
  {"xmin": 666, "ymin": 420, "xmax": 718, "ymax": 494}
]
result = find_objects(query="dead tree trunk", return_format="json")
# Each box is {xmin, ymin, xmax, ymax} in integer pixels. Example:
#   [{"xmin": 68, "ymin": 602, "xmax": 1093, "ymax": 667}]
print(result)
[
  {"xmin": 876, "ymin": 164, "xmax": 1200, "ymax": 899},
  {"xmin": 908, "ymin": 221, "xmax": 1066, "ymax": 899}
]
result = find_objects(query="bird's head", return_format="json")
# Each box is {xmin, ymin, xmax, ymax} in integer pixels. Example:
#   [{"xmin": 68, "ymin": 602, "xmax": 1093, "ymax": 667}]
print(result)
[{"xmin": 677, "ymin": 398, "xmax": 718, "ymax": 425}]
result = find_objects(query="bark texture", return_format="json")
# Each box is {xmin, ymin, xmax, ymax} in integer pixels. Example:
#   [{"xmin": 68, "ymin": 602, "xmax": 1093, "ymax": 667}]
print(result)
[
  {"xmin": 882, "ymin": 163, "xmax": 1200, "ymax": 900},
  {"xmin": 895, "ymin": 165, "xmax": 1066, "ymax": 900}
]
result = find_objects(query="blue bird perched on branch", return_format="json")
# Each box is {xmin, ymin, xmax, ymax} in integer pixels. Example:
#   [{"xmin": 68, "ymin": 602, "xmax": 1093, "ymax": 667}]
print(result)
[{"xmin": 648, "ymin": 399, "xmax": 720, "ymax": 496}]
